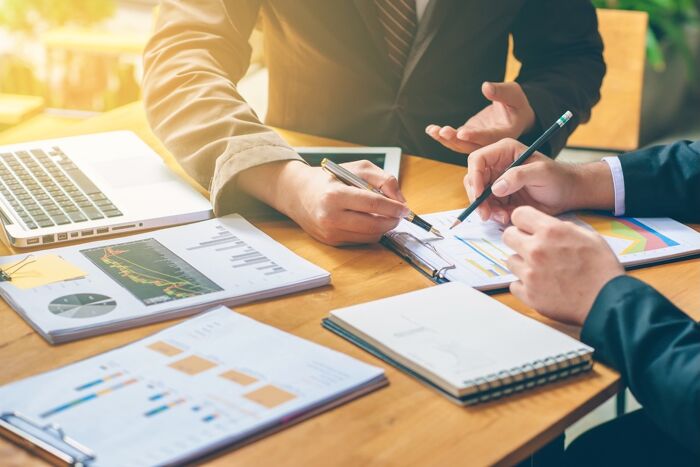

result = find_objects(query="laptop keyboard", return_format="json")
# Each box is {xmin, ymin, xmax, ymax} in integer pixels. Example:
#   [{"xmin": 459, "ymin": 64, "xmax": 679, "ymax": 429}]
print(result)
[{"xmin": 0, "ymin": 147, "xmax": 122, "ymax": 230}]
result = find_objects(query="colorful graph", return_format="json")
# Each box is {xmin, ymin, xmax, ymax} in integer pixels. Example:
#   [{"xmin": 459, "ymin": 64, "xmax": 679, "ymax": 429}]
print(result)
[
  {"xmin": 455, "ymin": 236, "xmax": 511, "ymax": 278},
  {"xmin": 75, "ymin": 372, "xmax": 124, "ymax": 391},
  {"xmin": 81, "ymin": 239, "xmax": 223, "ymax": 306},
  {"xmin": 202, "ymin": 413, "xmax": 219, "ymax": 423},
  {"xmin": 41, "ymin": 378, "xmax": 138, "ymax": 418},
  {"xmin": 144, "ymin": 397, "xmax": 186, "ymax": 417},
  {"xmin": 578, "ymin": 214, "xmax": 679, "ymax": 255}
]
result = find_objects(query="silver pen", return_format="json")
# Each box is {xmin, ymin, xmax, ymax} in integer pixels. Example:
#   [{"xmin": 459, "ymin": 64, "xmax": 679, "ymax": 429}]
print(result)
[{"xmin": 321, "ymin": 158, "xmax": 443, "ymax": 237}]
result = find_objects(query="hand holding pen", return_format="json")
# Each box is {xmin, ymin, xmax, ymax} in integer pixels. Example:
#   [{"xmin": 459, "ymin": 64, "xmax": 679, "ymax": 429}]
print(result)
[{"xmin": 322, "ymin": 159, "xmax": 443, "ymax": 238}]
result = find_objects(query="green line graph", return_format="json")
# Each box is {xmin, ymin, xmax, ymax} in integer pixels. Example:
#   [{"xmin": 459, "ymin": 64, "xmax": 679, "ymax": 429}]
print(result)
[{"xmin": 82, "ymin": 239, "xmax": 222, "ymax": 306}]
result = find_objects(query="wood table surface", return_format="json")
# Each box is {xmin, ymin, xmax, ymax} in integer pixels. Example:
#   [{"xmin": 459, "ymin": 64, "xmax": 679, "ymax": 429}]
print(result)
[{"xmin": 1, "ymin": 103, "xmax": 699, "ymax": 466}]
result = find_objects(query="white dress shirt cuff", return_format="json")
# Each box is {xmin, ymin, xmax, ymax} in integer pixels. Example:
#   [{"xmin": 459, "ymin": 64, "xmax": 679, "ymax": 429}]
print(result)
[{"xmin": 602, "ymin": 157, "xmax": 625, "ymax": 216}]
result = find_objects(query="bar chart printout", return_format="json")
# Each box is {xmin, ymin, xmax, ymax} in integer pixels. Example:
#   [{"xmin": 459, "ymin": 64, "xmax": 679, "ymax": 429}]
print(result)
[
  {"xmin": 0, "ymin": 308, "xmax": 386, "ymax": 467},
  {"xmin": 185, "ymin": 224, "xmax": 288, "ymax": 276}
]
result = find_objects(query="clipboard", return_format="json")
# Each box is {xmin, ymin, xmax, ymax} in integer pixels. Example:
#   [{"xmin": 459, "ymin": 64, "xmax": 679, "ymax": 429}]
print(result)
[
  {"xmin": 0, "ymin": 412, "xmax": 95, "ymax": 466},
  {"xmin": 381, "ymin": 231, "xmax": 456, "ymax": 283}
]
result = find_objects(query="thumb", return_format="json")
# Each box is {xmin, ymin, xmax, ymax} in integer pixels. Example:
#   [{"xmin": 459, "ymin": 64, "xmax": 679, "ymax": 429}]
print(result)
[
  {"xmin": 491, "ymin": 163, "xmax": 544, "ymax": 198},
  {"xmin": 482, "ymin": 81, "xmax": 527, "ymax": 107}
]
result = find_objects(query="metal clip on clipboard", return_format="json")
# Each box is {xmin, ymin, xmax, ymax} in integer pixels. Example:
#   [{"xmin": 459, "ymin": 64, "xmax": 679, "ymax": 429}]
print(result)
[
  {"xmin": 383, "ymin": 232, "xmax": 456, "ymax": 282},
  {"xmin": 0, "ymin": 412, "xmax": 95, "ymax": 466}
]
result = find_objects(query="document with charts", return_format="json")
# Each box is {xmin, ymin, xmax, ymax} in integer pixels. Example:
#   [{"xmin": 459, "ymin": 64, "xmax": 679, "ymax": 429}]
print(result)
[
  {"xmin": 384, "ymin": 209, "xmax": 700, "ymax": 290},
  {"xmin": 0, "ymin": 308, "xmax": 387, "ymax": 466},
  {"xmin": 0, "ymin": 215, "xmax": 330, "ymax": 343}
]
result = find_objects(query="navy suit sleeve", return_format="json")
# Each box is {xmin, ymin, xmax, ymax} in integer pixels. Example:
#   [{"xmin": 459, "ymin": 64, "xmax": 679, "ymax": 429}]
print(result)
[
  {"xmin": 581, "ymin": 275, "xmax": 700, "ymax": 454},
  {"xmin": 619, "ymin": 140, "xmax": 700, "ymax": 223}
]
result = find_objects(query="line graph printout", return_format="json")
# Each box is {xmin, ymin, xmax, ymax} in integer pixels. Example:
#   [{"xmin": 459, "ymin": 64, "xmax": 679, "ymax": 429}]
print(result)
[
  {"xmin": 82, "ymin": 239, "xmax": 223, "ymax": 305},
  {"xmin": 0, "ymin": 215, "xmax": 329, "ymax": 343}
]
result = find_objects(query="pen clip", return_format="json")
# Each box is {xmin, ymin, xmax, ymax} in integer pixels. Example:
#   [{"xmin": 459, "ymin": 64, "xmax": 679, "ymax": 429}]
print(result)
[{"xmin": 0, "ymin": 411, "xmax": 95, "ymax": 466}]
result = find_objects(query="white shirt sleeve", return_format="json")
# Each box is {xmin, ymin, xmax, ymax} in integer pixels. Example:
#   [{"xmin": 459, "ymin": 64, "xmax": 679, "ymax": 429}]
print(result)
[{"xmin": 602, "ymin": 157, "xmax": 625, "ymax": 216}]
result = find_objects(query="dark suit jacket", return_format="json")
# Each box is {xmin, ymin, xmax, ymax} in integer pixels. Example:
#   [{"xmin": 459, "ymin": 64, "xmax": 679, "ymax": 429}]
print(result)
[
  {"xmin": 143, "ymin": 0, "xmax": 604, "ymax": 215},
  {"xmin": 619, "ymin": 140, "xmax": 700, "ymax": 222},
  {"xmin": 582, "ymin": 140, "xmax": 700, "ymax": 455}
]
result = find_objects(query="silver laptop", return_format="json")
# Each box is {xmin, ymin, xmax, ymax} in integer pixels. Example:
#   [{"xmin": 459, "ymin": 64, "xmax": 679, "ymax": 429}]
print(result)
[{"xmin": 0, "ymin": 131, "xmax": 212, "ymax": 248}]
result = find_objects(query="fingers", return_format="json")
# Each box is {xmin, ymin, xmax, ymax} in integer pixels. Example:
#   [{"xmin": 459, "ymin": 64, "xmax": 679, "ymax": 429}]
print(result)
[
  {"xmin": 490, "ymin": 161, "xmax": 547, "ymax": 198},
  {"xmin": 466, "ymin": 139, "xmax": 524, "ymax": 221},
  {"xmin": 481, "ymin": 81, "xmax": 528, "ymax": 108},
  {"xmin": 510, "ymin": 206, "xmax": 558, "ymax": 235},
  {"xmin": 502, "ymin": 225, "xmax": 532, "ymax": 256},
  {"xmin": 343, "ymin": 160, "xmax": 406, "ymax": 202},
  {"xmin": 426, "ymin": 125, "xmax": 481, "ymax": 154},
  {"xmin": 509, "ymin": 280, "xmax": 531, "ymax": 307},
  {"xmin": 456, "ymin": 125, "xmax": 508, "ymax": 147},
  {"xmin": 505, "ymin": 253, "xmax": 527, "ymax": 277},
  {"xmin": 330, "ymin": 185, "xmax": 409, "ymax": 219}
]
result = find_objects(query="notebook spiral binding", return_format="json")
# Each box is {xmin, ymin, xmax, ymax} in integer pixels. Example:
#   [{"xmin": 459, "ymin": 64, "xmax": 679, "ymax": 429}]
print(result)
[{"xmin": 462, "ymin": 348, "xmax": 593, "ymax": 404}]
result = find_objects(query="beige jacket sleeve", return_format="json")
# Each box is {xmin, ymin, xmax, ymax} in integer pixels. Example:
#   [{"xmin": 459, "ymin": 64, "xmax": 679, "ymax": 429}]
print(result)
[{"xmin": 142, "ymin": 0, "xmax": 303, "ymax": 215}]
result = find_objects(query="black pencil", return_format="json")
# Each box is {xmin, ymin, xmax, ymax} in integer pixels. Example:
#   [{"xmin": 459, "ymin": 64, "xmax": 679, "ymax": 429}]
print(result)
[{"xmin": 450, "ymin": 111, "xmax": 573, "ymax": 229}]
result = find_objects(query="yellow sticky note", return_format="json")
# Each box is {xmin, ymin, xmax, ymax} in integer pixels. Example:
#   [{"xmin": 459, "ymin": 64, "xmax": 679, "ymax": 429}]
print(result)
[{"xmin": 1, "ymin": 255, "xmax": 86, "ymax": 289}]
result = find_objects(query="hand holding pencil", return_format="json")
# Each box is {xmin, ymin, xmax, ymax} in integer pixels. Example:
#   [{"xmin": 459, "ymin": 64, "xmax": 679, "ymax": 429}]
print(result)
[{"xmin": 453, "ymin": 112, "xmax": 574, "ymax": 227}]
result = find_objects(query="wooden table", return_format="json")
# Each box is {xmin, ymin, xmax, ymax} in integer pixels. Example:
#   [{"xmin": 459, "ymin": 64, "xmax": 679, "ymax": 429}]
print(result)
[{"xmin": 1, "ymin": 103, "xmax": 698, "ymax": 466}]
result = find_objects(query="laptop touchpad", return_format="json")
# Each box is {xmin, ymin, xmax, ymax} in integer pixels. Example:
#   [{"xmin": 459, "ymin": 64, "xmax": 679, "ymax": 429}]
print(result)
[{"xmin": 93, "ymin": 158, "xmax": 176, "ymax": 189}]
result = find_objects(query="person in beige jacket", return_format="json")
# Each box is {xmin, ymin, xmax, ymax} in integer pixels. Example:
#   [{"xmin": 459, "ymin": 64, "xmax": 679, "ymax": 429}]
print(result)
[{"xmin": 143, "ymin": 0, "xmax": 604, "ymax": 245}]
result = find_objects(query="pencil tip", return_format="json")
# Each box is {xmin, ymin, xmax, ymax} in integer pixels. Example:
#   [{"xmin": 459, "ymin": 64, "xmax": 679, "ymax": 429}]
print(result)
[{"xmin": 449, "ymin": 219, "xmax": 460, "ymax": 230}]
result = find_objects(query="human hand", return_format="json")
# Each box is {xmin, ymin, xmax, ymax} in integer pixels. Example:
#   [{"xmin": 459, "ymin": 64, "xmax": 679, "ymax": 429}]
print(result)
[
  {"xmin": 426, "ymin": 82, "xmax": 536, "ymax": 155},
  {"xmin": 503, "ymin": 206, "xmax": 624, "ymax": 326},
  {"xmin": 465, "ymin": 138, "xmax": 615, "ymax": 224},
  {"xmin": 465, "ymin": 138, "xmax": 579, "ymax": 224},
  {"xmin": 262, "ymin": 160, "xmax": 409, "ymax": 246}
]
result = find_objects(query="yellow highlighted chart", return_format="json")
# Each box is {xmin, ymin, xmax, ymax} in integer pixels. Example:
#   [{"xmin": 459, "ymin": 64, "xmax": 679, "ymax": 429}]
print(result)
[{"xmin": 455, "ymin": 237, "xmax": 511, "ymax": 278}]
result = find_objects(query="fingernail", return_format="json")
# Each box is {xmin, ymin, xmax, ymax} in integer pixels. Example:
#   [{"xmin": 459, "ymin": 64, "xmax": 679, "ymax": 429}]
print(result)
[
  {"xmin": 495, "ymin": 213, "xmax": 506, "ymax": 224},
  {"xmin": 492, "ymin": 179, "xmax": 508, "ymax": 195}
]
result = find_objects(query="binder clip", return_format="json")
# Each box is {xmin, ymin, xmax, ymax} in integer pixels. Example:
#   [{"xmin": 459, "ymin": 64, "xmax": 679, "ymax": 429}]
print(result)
[{"xmin": 0, "ymin": 255, "xmax": 35, "ymax": 282}]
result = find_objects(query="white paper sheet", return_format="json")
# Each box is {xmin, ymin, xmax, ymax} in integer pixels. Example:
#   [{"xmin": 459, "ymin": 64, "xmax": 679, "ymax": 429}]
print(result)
[
  {"xmin": 0, "ymin": 308, "xmax": 385, "ymax": 467},
  {"xmin": 0, "ymin": 215, "xmax": 330, "ymax": 342},
  {"xmin": 330, "ymin": 282, "xmax": 591, "ymax": 391}
]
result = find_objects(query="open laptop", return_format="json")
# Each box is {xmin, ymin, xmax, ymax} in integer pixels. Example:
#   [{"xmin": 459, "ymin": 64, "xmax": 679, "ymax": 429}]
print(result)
[{"xmin": 0, "ymin": 131, "xmax": 212, "ymax": 248}]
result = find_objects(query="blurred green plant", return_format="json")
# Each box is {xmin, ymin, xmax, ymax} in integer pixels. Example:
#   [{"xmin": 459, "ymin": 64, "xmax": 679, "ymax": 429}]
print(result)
[
  {"xmin": 593, "ymin": 0, "xmax": 700, "ymax": 76},
  {"xmin": 0, "ymin": 0, "xmax": 115, "ymax": 32}
]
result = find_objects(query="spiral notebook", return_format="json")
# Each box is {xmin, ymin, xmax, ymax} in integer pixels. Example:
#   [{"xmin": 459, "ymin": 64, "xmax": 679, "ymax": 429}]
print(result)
[{"xmin": 323, "ymin": 282, "xmax": 593, "ymax": 405}]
